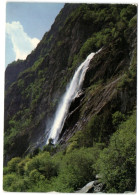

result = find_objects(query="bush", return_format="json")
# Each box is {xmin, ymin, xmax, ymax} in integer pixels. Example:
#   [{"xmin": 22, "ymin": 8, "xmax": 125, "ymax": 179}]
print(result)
[
  {"xmin": 3, "ymin": 167, "xmax": 9, "ymax": 175},
  {"xmin": 95, "ymin": 111, "xmax": 136, "ymax": 192},
  {"xmin": 27, "ymin": 179, "xmax": 51, "ymax": 192},
  {"xmin": 112, "ymin": 111, "xmax": 125, "ymax": 127},
  {"xmin": 7, "ymin": 157, "xmax": 21, "ymax": 173},
  {"xmin": 29, "ymin": 169, "xmax": 45, "ymax": 182},
  {"xmin": 52, "ymin": 147, "xmax": 102, "ymax": 191},
  {"xmin": 3, "ymin": 173, "xmax": 28, "ymax": 192},
  {"xmin": 79, "ymin": 37, "xmax": 97, "ymax": 58},
  {"xmin": 17, "ymin": 158, "xmax": 30, "ymax": 175},
  {"xmin": 25, "ymin": 152, "xmax": 57, "ymax": 179},
  {"xmin": 3, "ymin": 173, "xmax": 17, "ymax": 191}
]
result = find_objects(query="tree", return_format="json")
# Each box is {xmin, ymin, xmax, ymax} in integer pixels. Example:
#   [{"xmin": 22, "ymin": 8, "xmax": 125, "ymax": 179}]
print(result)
[
  {"xmin": 7, "ymin": 157, "xmax": 21, "ymax": 173},
  {"xmin": 96, "ymin": 111, "xmax": 136, "ymax": 192}
]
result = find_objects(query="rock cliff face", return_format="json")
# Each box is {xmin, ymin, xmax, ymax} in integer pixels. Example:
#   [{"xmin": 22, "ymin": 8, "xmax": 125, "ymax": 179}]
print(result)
[
  {"xmin": 60, "ymin": 35, "xmax": 137, "ymax": 146},
  {"xmin": 4, "ymin": 3, "xmax": 137, "ymax": 163}
]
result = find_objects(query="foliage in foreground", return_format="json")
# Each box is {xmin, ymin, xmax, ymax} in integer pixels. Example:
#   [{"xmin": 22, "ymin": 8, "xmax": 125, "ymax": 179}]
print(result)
[
  {"xmin": 3, "ymin": 111, "xmax": 136, "ymax": 192},
  {"xmin": 95, "ymin": 111, "xmax": 136, "ymax": 192}
]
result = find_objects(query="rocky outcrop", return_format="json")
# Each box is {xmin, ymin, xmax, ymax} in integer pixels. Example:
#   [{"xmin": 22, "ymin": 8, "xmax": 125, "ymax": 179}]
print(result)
[{"xmin": 59, "ymin": 34, "xmax": 137, "ymax": 146}]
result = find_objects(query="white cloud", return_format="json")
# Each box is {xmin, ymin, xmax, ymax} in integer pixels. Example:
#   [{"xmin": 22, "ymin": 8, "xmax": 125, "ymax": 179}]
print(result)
[{"xmin": 6, "ymin": 21, "xmax": 40, "ymax": 61}]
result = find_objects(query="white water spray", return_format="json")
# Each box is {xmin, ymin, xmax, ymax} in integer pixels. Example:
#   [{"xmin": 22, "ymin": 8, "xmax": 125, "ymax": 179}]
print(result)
[{"xmin": 46, "ymin": 51, "xmax": 99, "ymax": 144}]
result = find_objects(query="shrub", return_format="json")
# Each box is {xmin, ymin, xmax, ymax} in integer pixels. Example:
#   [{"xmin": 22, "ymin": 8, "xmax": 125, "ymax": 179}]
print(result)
[
  {"xmin": 7, "ymin": 157, "xmax": 21, "ymax": 173},
  {"xmin": 25, "ymin": 152, "xmax": 57, "ymax": 179},
  {"xmin": 54, "ymin": 147, "xmax": 101, "ymax": 191},
  {"xmin": 17, "ymin": 158, "xmax": 30, "ymax": 175},
  {"xmin": 95, "ymin": 111, "xmax": 136, "ymax": 192},
  {"xmin": 112, "ymin": 111, "xmax": 125, "ymax": 127},
  {"xmin": 29, "ymin": 169, "xmax": 45, "ymax": 182},
  {"xmin": 3, "ymin": 167, "xmax": 9, "ymax": 175},
  {"xmin": 3, "ymin": 173, "xmax": 28, "ymax": 192},
  {"xmin": 3, "ymin": 173, "xmax": 17, "ymax": 191},
  {"xmin": 79, "ymin": 37, "xmax": 97, "ymax": 58},
  {"xmin": 27, "ymin": 179, "xmax": 51, "ymax": 192}
]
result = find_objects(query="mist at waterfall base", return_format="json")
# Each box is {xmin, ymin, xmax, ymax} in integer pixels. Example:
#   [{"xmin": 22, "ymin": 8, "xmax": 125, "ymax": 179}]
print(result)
[{"xmin": 45, "ymin": 51, "xmax": 99, "ymax": 145}]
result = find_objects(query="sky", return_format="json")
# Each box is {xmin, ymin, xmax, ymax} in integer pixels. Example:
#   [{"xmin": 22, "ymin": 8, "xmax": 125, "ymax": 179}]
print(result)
[{"xmin": 5, "ymin": 2, "xmax": 64, "ymax": 66}]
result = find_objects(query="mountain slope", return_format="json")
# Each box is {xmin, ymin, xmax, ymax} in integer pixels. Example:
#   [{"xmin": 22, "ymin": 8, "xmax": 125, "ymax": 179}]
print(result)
[
  {"xmin": 4, "ymin": 3, "xmax": 137, "ymax": 168},
  {"xmin": 4, "ymin": 3, "xmax": 137, "ymax": 193},
  {"xmin": 5, "ymin": 4, "xmax": 79, "ymax": 90}
]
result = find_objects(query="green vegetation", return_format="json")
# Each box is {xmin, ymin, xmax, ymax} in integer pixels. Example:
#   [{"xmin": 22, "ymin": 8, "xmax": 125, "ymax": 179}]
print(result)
[
  {"xmin": 4, "ymin": 3, "xmax": 137, "ymax": 193},
  {"xmin": 117, "ymin": 47, "xmax": 137, "ymax": 90},
  {"xmin": 4, "ymin": 113, "xmax": 32, "ymax": 155},
  {"xmin": 95, "ymin": 111, "xmax": 136, "ymax": 192},
  {"xmin": 68, "ymin": 4, "xmax": 136, "ymax": 71},
  {"xmin": 112, "ymin": 111, "xmax": 125, "ymax": 127},
  {"xmin": 3, "ymin": 110, "xmax": 136, "ymax": 192},
  {"xmin": 5, "ymin": 56, "xmax": 48, "ymax": 155}
]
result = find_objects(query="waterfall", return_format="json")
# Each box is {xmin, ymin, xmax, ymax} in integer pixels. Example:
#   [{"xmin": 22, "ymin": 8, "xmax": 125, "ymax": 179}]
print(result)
[{"xmin": 46, "ymin": 51, "xmax": 99, "ymax": 144}]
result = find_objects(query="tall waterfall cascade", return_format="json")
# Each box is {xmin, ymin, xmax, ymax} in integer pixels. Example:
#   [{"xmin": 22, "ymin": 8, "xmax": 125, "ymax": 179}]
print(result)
[{"xmin": 46, "ymin": 51, "xmax": 99, "ymax": 144}]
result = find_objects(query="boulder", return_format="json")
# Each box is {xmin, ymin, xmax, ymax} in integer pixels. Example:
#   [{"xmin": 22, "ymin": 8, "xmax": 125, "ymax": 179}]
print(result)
[
  {"xmin": 94, "ymin": 183, "xmax": 104, "ymax": 193},
  {"xmin": 75, "ymin": 180, "xmax": 104, "ymax": 193},
  {"xmin": 75, "ymin": 181, "xmax": 97, "ymax": 193}
]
